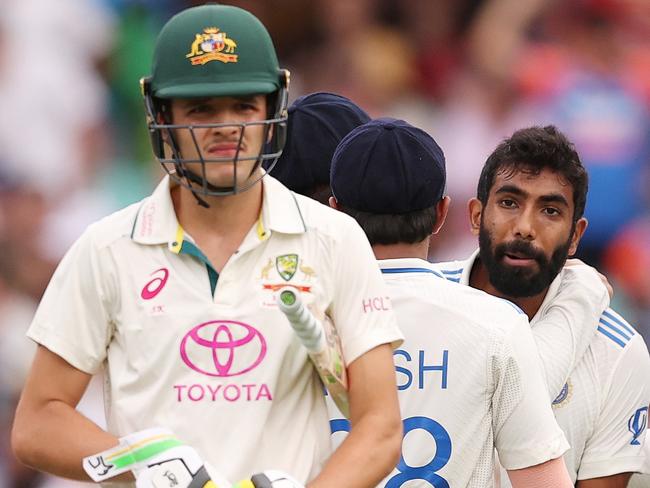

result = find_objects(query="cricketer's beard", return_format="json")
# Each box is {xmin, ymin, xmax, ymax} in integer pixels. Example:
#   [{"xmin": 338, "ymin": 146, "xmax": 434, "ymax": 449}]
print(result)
[{"xmin": 478, "ymin": 226, "xmax": 573, "ymax": 298}]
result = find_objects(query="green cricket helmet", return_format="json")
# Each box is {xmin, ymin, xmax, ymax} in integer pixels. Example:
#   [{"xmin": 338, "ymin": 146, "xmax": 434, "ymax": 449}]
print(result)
[{"xmin": 141, "ymin": 3, "xmax": 289, "ymax": 202}]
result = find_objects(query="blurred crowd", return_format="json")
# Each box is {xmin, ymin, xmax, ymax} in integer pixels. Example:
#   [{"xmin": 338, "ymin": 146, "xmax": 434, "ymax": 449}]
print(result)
[{"xmin": 0, "ymin": 0, "xmax": 648, "ymax": 486}]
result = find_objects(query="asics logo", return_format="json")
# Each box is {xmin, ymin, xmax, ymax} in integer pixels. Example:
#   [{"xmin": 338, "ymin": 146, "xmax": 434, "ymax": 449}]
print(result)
[{"xmin": 141, "ymin": 268, "xmax": 169, "ymax": 300}]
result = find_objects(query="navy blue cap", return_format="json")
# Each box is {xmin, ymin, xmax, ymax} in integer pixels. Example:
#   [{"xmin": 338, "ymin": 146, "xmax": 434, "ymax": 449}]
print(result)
[
  {"xmin": 330, "ymin": 117, "xmax": 446, "ymax": 214},
  {"xmin": 268, "ymin": 92, "xmax": 370, "ymax": 194}
]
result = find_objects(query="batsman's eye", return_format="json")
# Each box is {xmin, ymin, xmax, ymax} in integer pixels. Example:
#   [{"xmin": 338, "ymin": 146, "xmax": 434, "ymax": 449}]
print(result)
[{"xmin": 187, "ymin": 104, "xmax": 212, "ymax": 116}]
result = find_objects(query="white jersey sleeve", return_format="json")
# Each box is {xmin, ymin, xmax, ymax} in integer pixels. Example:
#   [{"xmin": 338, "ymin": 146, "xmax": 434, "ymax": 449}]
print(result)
[
  {"xmin": 532, "ymin": 264, "xmax": 609, "ymax": 398},
  {"xmin": 494, "ymin": 314, "xmax": 569, "ymax": 469},
  {"xmin": 27, "ymin": 224, "xmax": 115, "ymax": 374},
  {"xmin": 577, "ymin": 333, "xmax": 650, "ymax": 480},
  {"xmin": 327, "ymin": 217, "xmax": 403, "ymax": 364}
]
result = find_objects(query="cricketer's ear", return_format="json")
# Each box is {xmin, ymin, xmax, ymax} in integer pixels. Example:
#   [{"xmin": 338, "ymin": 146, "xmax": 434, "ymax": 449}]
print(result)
[
  {"xmin": 468, "ymin": 198, "xmax": 482, "ymax": 236},
  {"xmin": 433, "ymin": 196, "xmax": 451, "ymax": 235},
  {"xmin": 328, "ymin": 196, "xmax": 340, "ymax": 211},
  {"xmin": 568, "ymin": 217, "xmax": 588, "ymax": 256}
]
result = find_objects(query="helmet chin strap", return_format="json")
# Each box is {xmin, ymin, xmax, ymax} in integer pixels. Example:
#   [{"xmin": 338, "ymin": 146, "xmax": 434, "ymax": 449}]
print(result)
[
  {"xmin": 175, "ymin": 158, "xmax": 263, "ymax": 209},
  {"xmin": 169, "ymin": 124, "xmax": 269, "ymax": 208},
  {"xmin": 175, "ymin": 164, "xmax": 225, "ymax": 208}
]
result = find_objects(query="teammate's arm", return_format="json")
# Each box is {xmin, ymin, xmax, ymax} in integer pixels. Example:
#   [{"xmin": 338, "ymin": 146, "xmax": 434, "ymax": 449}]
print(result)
[
  {"xmin": 307, "ymin": 343, "xmax": 402, "ymax": 488},
  {"xmin": 576, "ymin": 472, "xmax": 632, "ymax": 488},
  {"xmin": 507, "ymin": 456, "xmax": 573, "ymax": 488},
  {"xmin": 12, "ymin": 345, "xmax": 121, "ymax": 481},
  {"xmin": 494, "ymin": 314, "xmax": 571, "ymax": 483},
  {"xmin": 531, "ymin": 263, "xmax": 609, "ymax": 398}
]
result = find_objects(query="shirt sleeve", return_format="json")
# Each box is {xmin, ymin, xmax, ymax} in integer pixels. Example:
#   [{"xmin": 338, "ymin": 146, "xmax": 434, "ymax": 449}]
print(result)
[
  {"xmin": 26, "ymin": 226, "xmax": 115, "ymax": 374},
  {"xmin": 577, "ymin": 334, "xmax": 650, "ymax": 480},
  {"xmin": 532, "ymin": 265, "xmax": 609, "ymax": 399},
  {"xmin": 328, "ymin": 217, "xmax": 403, "ymax": 365},
  {"xmin": 493, "ymin": 314, "xmax": 569, "ymax": 470}
]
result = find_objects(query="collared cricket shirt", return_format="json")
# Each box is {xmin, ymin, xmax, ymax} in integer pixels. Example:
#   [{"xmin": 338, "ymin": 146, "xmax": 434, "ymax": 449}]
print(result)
[
  {"xmin": 436, "ymin": 251, "xmax": 650, "ymax": 483},
  {"xmin": 28, "ymin": 175, "xmax": 403, "ymax": 485},
  {"xmin": 329, "ymin": 257, "xmax": 568, "ymax": 488}
]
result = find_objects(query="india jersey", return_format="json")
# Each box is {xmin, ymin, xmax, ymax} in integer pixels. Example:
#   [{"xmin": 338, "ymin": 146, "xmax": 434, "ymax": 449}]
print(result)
[
  {"xmin": 329, "ymin": 257, "xmax": 568, "ymax": 488},
  {"xmin": 436, "ymin": 252, "xmax": 650, "ymax": 483},
  {"xmin": 27, "ymin": 175, "xmax": 403, "ymax": 486}
]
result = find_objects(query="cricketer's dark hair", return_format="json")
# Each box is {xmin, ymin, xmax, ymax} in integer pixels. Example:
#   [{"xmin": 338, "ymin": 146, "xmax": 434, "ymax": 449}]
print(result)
[
  {"xmin": 305, "ymin": 183, "xmax": 332, "ymax": 206},
  {"xmin": 338, "ymin": 205, "xmax": 438, "ymax": 246},
  {"xmin": 476, "ymin": 125, "xmax": 588, "ymax": 221}
]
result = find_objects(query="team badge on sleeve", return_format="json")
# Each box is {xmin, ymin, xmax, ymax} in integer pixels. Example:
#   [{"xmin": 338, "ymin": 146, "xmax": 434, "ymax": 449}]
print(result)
[
  {"xmin": 552, "ymin": 381, "xmax": 573, "ymax": 409},
  {"xmin": 628, "ymin": 406, "xmax": 648, "ymax": 445}
]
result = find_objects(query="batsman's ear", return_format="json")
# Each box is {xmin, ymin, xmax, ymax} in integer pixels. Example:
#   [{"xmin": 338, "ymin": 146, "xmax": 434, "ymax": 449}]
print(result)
[
  {"xmin": 328, "ymin": 196, "xmax": 340, "ymax": 211},
  {"xmin": 468, "ymin": 198, "xmax": 482, "ymax": 236}
]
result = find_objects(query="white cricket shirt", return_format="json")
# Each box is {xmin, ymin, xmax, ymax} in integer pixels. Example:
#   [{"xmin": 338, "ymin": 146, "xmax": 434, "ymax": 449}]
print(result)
[
  {"xmin": 436, "ymin": 251, "xmax": 650, "ymax": 483},
  {"xmin": 329, "ymin": 257, "xmax": 568, "ymax": 488},
  {"xmin": 28, "ymin": 175, "xmax": 403, "ymax": 486}
]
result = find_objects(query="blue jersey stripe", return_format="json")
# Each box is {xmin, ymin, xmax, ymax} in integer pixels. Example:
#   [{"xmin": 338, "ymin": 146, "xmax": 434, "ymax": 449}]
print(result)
[
  {"xmin": 447, "ymin": 277, "xmax": 461, "ymax": 283},
  {"xmin": 602, "ymin": 309, "xmax": 635, "ymax": 336},
  {"xmin": 597, "ymin": 325, "xmax": 627, "ymax": 347},
  {"xmin": 381, "ymin": 267, "xmax": 444, "ymax": 279},
  {"xmin": 441, "ymin": 268, "xmax": 463, "ymax": 275},
  {"xmin": 599, "ymin": 318, "xmax": 632, "ymax": 341}
]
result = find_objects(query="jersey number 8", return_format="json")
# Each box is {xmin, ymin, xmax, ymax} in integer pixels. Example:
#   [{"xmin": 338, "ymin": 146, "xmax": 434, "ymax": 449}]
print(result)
[{"xmin": 330, "ymin": 416, "xmax": 452, "ymax": 487}]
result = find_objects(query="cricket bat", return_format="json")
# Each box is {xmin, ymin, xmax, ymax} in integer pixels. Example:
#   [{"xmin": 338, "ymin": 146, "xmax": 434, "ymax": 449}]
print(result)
[{"xmin": 276, "ymin": 287, "xmax": 350, "ymax": 418}]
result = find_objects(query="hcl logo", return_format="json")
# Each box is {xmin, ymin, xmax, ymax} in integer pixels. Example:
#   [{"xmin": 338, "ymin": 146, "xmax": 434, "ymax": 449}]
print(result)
[
  {"xmin": 180, "ymin": 320, "xmax": 267, "ymax": 377},
  {"xmin": 628, "ymin": 406, "xmax": 648, "ymax": 446}
]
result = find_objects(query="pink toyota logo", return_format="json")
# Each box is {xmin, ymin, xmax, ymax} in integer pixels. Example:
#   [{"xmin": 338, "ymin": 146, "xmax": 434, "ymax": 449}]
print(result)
[{"xmin": 180, "ymin": 320, "xmax": 267, "ymax": 377}]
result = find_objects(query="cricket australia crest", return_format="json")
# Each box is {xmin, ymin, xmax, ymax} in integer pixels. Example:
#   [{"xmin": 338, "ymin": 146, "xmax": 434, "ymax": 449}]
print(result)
[
  {"xmin": 259, "ymin": 254, "xmax": 314, "ymax": 306},
  {"xmin": 186, "ymin": 27, "xmax": 238, "ymax": 65},
  {"xmin": 276, "ymin": 254, "xmax": 298, "ymax": 281}
]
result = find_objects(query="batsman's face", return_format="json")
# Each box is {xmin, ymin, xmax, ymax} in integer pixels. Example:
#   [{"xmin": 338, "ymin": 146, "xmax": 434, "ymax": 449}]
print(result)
[
  {"xmin": 469, "ymin": 166, "xmax": 587, "ymax": 298},
  {"xmin": 169, "ymin": 95, "xmax": 269, "ymax": 188}
]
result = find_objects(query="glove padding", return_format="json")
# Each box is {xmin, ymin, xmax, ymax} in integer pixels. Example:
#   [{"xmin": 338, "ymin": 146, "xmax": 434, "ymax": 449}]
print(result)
[
  {"xmin": 82, "ymin": 428, "xmax": 231, "ymax": 488},
  {"xmin": 237, "ymin": 470, "xmax": 304, "ymax": 488},
  {"xmin": 135, "ymin": 448, "xmax": 231, "ymax": 488}
]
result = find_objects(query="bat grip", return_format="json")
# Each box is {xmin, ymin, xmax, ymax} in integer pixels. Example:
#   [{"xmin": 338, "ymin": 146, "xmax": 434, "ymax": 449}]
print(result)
[{"xmin": 276, "ymin": 287, "xmax": 325, "ymax": 352}]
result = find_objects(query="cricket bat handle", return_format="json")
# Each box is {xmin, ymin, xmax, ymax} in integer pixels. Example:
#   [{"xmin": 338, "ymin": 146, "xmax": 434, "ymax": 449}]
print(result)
[
  {"xmin": 276, "ymin": 288, "xmax": 325, "ymax": 353},
  {"xmin": 276, "ymin": 287, "xmax": 350, "ymax": 418}
]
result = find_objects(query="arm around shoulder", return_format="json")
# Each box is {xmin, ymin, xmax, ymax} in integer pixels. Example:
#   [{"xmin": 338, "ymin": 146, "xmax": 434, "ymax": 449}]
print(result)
[
  {"xmin": 12, "ymin": 345, "xmax": 120, "ymax": 481},
  {"xmin": 532, "ymin": 263, "xmax": 609, "ymax": 398}
]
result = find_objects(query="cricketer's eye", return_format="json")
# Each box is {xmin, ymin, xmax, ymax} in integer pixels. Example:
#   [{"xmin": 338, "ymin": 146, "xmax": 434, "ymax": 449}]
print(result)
[
  {"xmin": 499, "ymin": 199, "xmax": 517, "ymax": 208},
  {"xmin": 542, "ymin": 207, "xmax": 561, "ymax": 217},
  {"xmin": 237, "ymin": 102, "xmax": 257, "ymax": 111},
  {"xmin": 187, "ymin": 104, "xmax": 213, "ymax": 116}
]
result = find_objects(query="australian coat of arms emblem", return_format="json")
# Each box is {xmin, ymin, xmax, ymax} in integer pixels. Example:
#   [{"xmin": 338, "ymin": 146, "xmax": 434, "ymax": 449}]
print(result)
[{"xmin": 186, "ymin": 27, "xmax": 238, "ymax": 65}]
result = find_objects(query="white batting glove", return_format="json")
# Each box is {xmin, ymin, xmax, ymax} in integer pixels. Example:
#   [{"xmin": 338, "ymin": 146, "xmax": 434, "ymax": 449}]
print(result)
[{"xmin": 82, "ymin": 427, "xmax": 231, "ymax": 488}]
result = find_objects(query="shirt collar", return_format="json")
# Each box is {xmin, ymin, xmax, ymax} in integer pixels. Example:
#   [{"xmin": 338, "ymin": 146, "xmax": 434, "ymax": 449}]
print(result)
[
  {"xmin": 457, "ymin": 249, "xmax": 480, "ymax": 285},
  {"xmin": 130, "ymin": 175, "xmax": 180, "ymax": 250},
  {"xmin": 378, "ymin": 257, "xmax": 445, "ymax": 279},
  {"xmin": 259, "ymin": 176, "xmax": 307, "ymax": 236},
  {"xmin": 130, "ymin": 175, "xmax": 306, "ymax": 249},
  {"xmin": 464, "ymin": 248, "xmax": 562, "ymax": 321}
]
